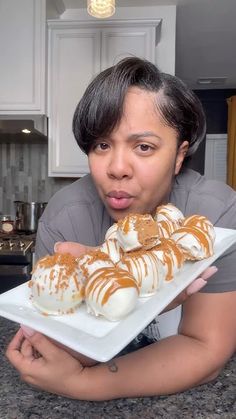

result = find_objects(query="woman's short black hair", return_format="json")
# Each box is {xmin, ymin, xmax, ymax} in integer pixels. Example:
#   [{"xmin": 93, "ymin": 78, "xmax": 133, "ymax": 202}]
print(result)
[{"xmin": 72, "ymin": 56, "xmax": 206, "ymax": 156}]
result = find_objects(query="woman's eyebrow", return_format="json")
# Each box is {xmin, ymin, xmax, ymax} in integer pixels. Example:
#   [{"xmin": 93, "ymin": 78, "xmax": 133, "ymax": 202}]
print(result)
[{"xmin": 129, "ymin": 131, "xmax": 162, "ymax": 140}]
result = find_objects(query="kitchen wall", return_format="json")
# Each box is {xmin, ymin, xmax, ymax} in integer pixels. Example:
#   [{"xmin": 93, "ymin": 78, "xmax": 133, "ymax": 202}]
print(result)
[
  {"xmin": 0, "ymin": 142, "xmax": 73, "ymax": 215},
  {"xmin": 194, "ymin": 88, "xmax": 236, "ymax": 134}
]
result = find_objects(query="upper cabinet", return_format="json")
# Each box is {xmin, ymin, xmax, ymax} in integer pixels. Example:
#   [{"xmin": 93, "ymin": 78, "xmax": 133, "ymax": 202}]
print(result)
[
  {"xmin": 100, "ymin": 20, "xmax": 159, "ymax": 69},
  {"xmin": 0, "ymin": 0, "xmax": 46, "ymax": 114},
  {"xmin": 47, "ymin": 19, "xmax": 161, "ymax": 177}
]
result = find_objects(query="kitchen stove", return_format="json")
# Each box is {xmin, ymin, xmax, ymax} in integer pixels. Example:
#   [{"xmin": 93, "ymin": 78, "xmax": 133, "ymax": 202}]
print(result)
[{"xmin": 0, "ymin": 232, "xmax": 36, "ymax": 294}]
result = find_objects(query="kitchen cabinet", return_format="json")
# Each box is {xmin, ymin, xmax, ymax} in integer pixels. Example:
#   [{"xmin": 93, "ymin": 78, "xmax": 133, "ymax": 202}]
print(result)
[
  {"xmin": 47, "ymin": 19, "xmax": 161, "ymax": 177},
  {"xmin": 0, "ymin": 0, "xmax": 46, "ymax": 114}
]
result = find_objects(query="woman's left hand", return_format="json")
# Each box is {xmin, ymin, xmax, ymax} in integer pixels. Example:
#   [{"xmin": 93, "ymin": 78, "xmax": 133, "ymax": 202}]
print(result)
[
  {"xmin": 5, "ymin": 327, "xmax": 88, "ymax": 398},
  {"xmin": 163, "ymin": 265, "xmax": 218, "ymax": 312}
]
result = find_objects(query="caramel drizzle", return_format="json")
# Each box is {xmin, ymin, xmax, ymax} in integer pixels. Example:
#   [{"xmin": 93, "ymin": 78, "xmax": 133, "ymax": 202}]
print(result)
[
  {"xmin": 183, "ymin": 215, "xmax": 213, "ymax": 232},
  {"xmin": 152, "ymin": 238, "xmax": 185, "ymax": 281},
  {"xmin": 155, "ymin": 204, "xmax": 184, "ymax": 223},
  {"xmin": 102, "ymin": 239, "xmax": 123, "ymax": 258},
  {"xmin": 120, "ymin": 251, "xmax": 161, "ymax": 291},
  {"xmin": 157, "ymin": 220, "xmax": 179, "ymax": 238},
  {"xmin": 85, "ymin": 267, "xmax": 138, "ymax": 306},
  {"xmin": 173, "ymin": 226, "xmax": 213, "ymax": 257}
]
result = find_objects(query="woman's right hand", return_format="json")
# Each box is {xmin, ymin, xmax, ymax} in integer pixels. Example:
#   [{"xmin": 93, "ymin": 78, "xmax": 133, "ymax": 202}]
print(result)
[{"xmin": 54, "ymin": 241, "xmax": 97, "ymax": 257}]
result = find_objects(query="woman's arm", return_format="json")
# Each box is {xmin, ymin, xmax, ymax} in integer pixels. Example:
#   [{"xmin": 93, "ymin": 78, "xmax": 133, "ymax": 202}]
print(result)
[
  {"xmin": 6, "ymin": 291, "xmax": 236, "ymax": 400},
  {"xmin": 77, "ymin": 291, "xmax": 236, "ymax": 400}
]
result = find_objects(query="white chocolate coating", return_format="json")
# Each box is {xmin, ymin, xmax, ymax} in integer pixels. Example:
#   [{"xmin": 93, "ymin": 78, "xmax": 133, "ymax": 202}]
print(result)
[
  {"xmin": 105, "ymin": 223, "xmax": 118, "ymax": 240},
  {"xmin": 118, "ymin": 249, "xmax": 165, "ymax": 297},
  {"xmin": 154, "ymin": 203, "xmax": 185, "ymax": 225},
  {"xmin": 151, "ymin": 239, "xmax": 185, "ymax": 282},
  {"xmin": 100, "ymin": 238, "xmax": 123, "ymax": 264},
  {"xmin": 29, "ymin": 253, "xmax": 84, "ymax": 315},
  {"xmin": 171, "ymin": 226, "xmax": 214, "ymax": 260},
  {"xmin": 77, "ymin": 249, "xmax": 114, "ymax": 280},
  {"xmin": 156, "ymin": 220, "xmax": 180, "ymax": 238},
  {"xmin": 183, "ymin": 215, "xmax": 216, "ymax": 242},
  {"xmin": 85, "ymin": 267, "xmax": 139, "ymax": 321}
]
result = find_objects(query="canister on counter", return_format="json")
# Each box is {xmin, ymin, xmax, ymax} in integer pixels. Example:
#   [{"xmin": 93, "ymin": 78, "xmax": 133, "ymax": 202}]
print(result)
[{"xmin": 0, "ymin": 215, "xmax": 16, "ymax": 234}]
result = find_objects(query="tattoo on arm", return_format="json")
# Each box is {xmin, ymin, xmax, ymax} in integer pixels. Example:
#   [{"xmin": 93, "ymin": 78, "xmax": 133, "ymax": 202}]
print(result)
[{"xmin": 107, "ymin": 360, "xmax": 118, "ymax": 373}]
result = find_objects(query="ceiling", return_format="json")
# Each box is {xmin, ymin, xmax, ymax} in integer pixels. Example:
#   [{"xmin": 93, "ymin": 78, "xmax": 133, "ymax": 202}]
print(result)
[{"xmin": 61, "ymin": 0, "xmax": 236, "ymax": 90}]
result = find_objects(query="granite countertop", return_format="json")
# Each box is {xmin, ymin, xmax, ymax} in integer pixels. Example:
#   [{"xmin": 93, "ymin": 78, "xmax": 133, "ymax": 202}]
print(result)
[{"xmin": 0, "ymin": 317, "xmax": 235, "ymax": 419}]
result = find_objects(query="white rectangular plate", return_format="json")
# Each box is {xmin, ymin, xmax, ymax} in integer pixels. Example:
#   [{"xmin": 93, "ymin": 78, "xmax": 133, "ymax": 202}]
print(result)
[{"xmin": 0, "ymin": 227, "xmax": 236, "ymax": 362}]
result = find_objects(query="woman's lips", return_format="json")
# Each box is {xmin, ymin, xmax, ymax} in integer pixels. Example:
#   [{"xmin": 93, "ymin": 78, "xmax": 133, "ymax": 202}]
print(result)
[{"xmin": 106, "ymin": 191, "xmax": 134, "ymax": 210}]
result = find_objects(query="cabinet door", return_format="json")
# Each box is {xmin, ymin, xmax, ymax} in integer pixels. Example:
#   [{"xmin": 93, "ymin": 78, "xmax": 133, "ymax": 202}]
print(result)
[
  {"xmin": 48, "ymin": 27, "xmax": 101, "ymax": 177},
  {"xmin": 101, "ymin": 24, "xmax": 157, "ymax": 69},
  {"xmin": 0, "ymin": 0, "xmax": 46, "ymax": 114}
]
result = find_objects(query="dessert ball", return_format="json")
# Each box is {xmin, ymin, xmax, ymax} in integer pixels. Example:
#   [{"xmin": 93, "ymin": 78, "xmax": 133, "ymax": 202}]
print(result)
[
  {"xmin": 105, "ymin": 223, "xmax": 118, "ymax": 240},
  {"xmin": 116, "ymin": 213, "xmax": 160, "ymax": 252},
  {"xmin": 154, "ymin": 203, "xmax": 184, "ymax": 238},
  {"xmin": 155, "ymin": 220, "xmax": 180, "ymax": 238},
  {"xmin": 85, "ymin": 266, "xmax": 139, "ymax": 321},
  {"xmin": 154, "ymin": 203, "xmax": 185, "ymax": 224},
  {"xmin": 151, "ymin": 238, "xmax": 185, "ymax": 282},
  {"xmin": 29, "ymin": 253, "xmax": 85, "ymax": 315},
  {"xmin": 183, "ymin": 215, "xmax": 216, "ymax": 242},
  {"xmin": 171, "ymin": 225, "xmax": 215, "ymax": 260},
  {"xmin": 77, "ymin": 249, "xmax": 114, "ymax": 280},
  {"xmin": 118, "ymin": 248, "xmax": 165, "ymax": 297},
  {"xmin": 100, "ymin": 238, "xmax": 123, "ymax": 264}
]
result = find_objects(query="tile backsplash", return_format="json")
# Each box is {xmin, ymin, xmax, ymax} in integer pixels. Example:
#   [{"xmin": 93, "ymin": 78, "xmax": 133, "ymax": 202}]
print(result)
[{"xmin": 0, "ymin": 142, "xmax": 74, "ymax": 215}]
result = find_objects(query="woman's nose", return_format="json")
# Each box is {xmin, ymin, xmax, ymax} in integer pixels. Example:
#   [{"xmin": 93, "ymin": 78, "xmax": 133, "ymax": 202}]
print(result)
[{"xmin": 107, "ymin": 150, "xmax": 133, "ymax": 179}]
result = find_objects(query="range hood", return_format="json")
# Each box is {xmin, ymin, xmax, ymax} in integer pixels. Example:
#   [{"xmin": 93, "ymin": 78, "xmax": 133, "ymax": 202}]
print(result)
[{"xmin": 0, "ymin": 117, "xmax": 48, "ymax": 143}]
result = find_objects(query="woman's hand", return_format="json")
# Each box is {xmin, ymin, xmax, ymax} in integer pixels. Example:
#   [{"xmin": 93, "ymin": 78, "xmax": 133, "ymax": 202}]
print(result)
[
  {"xmin": 47, "ymin": 337, "xmax": 98, "ymax": 367},
  {"xmin": 54, "ymin": 241, "xmax": 97, "ymax": 257},
  {"xmin": 5, "ymin": 328, "xmax": 88, "ymax": 398},
  {"xmin": 163, "ymin": 265, "xmax": 218, "ymax": 312}
]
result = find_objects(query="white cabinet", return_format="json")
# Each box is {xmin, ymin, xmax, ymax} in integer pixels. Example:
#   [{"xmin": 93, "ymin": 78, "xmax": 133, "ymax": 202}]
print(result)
[
  {"xmin": 101, "ymin": 22, "xmax": 158, "ymax": 69},
  {"xmin": 47, "ymin": 19, "xmax": 161, "ymax": 177},
  {"xmin": 0, "ymin": 0, "xmax": 46, "ymax": 114}
]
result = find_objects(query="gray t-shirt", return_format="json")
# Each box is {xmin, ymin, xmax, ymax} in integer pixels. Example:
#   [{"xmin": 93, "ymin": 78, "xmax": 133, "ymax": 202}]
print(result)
[{"xmin": 36, "ymin": 169, "xmax": 236, "ymax": 293}]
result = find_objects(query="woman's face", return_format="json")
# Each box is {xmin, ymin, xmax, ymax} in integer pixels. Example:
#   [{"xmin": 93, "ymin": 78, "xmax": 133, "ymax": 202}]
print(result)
[{"xmin": 88, "ymin": 87, "xmax": 188, "ymax": 221}]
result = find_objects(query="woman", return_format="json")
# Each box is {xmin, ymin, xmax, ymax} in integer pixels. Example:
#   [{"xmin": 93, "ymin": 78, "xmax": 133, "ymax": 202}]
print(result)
[{"xmin": 6, "ymin": 57, "xmax": 236, "ymax": 400}]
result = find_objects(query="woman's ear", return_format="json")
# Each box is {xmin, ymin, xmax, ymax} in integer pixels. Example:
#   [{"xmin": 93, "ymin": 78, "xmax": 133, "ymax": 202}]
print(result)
[{"xmin": 175, "ymin": 141, "xmax": 189, "ymax": 175}]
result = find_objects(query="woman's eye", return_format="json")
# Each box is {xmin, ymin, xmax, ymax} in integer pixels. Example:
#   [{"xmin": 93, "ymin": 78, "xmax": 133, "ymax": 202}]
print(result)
[
  {"xmin": 94, "ymin": 142, "xmax": 109, "ymax": 151},
  {"xmin": 137, "ymin": 144, "xmax": 154, "ymax": 153}
]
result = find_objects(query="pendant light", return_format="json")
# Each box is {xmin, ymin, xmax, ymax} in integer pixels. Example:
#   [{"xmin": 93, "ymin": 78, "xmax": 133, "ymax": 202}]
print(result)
[{"xmin": 87, "ymin": 0, "xmax": 115, "ymax": 19}]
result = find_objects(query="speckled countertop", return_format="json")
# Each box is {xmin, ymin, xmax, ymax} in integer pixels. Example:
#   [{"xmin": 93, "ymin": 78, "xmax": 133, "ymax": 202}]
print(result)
[{"xmin": 0, "ymin": 317, "xmax": 235, "ymax": 419}]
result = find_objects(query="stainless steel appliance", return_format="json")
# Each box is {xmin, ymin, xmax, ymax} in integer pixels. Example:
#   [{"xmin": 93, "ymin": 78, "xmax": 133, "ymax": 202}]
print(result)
[
  {"xmin": 14, "ymin": 201, "xmax": 47, "ymax": 233},
  {"xmin": 0, "ymin": 233, "xmax": 35, "ymax": 294}
]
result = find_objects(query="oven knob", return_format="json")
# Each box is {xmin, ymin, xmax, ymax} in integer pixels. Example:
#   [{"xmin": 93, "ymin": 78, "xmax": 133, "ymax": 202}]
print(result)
[
  {"xmin": 9, "ymin": 241, "xmax": 15, "ymax": 249},
  {"xmin": 0, "ymin": 241, "xmax": 3, "ymax": 249},
  {"xmin": 19, "ymin": 241, "xmax": 25, "ymax": 248}
]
